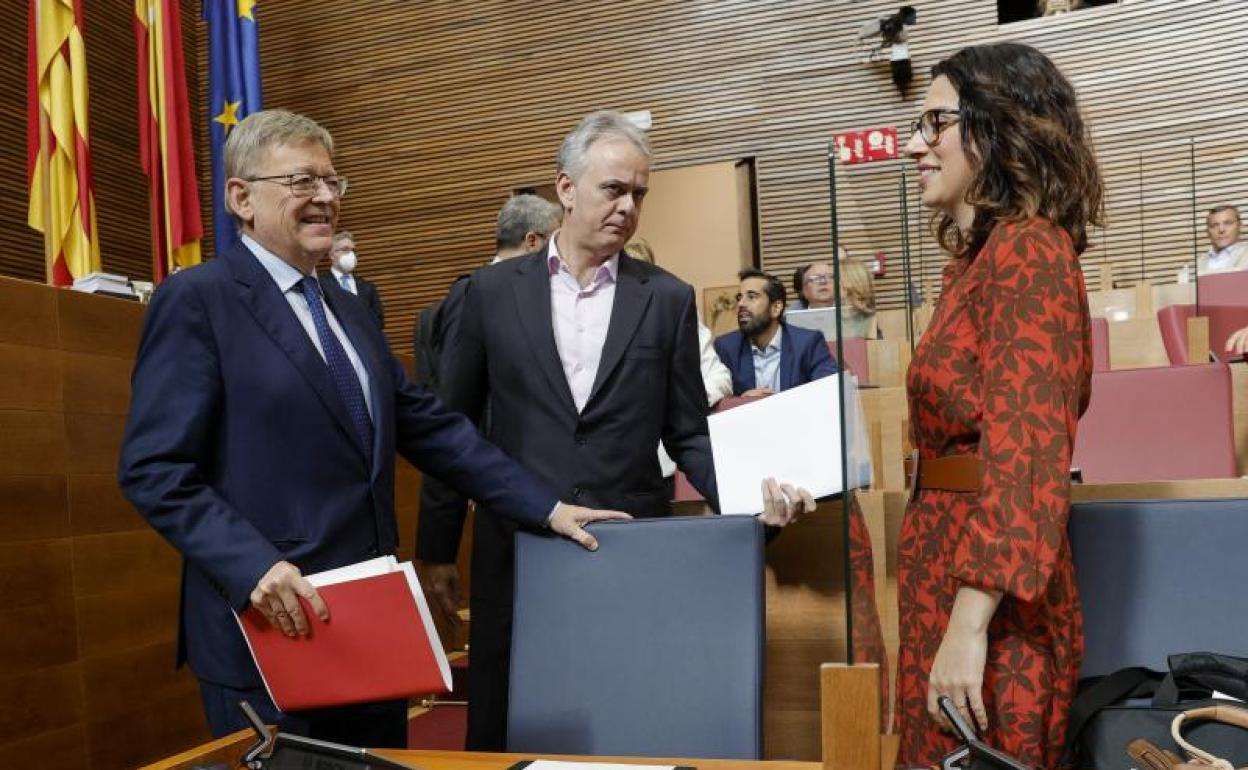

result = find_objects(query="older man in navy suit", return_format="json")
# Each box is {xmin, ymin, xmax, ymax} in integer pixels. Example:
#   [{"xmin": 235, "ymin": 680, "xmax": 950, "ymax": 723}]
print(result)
[
  {"xmin": 118, "ymin": 110, "xmax": 624, "ymax": 749},
  {"xmin": 714, "ymin": 268, "xmax": 838, "ymax": 396}
]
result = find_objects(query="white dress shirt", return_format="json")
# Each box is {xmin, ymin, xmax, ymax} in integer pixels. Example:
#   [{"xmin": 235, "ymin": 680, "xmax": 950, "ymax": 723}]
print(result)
[
  {"xmin": 751, "ymin": 327, "xmax": 783, "ymax": 392},
  {"xmin": 330, "ymin": 266, "xmax": 358, "ymax": 295},
  {"xmin": 548, "ymin": 233, "xmax": 618, "ymax": 413}
]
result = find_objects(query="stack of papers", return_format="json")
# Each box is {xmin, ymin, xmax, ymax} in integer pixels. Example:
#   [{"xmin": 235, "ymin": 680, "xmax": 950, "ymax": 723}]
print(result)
[
  {"xmin": 72, "ymin": 271, "xmax": 135, "ymax": 298},
  {"xmin": 234, "ymin": 555, "xmax": 451, "ymax": 711}
]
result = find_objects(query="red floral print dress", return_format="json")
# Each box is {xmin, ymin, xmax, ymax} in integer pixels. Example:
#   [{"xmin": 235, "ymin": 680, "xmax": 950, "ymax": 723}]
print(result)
[{"xmin": 896, "ymin": 218, "xmax": 1092, "ymax": 769}]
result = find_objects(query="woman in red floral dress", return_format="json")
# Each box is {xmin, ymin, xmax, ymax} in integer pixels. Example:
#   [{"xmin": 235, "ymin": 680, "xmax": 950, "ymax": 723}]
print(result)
[{"xmin": 895, "ymin": 43, "xmax": 1104, "ymax": 769}]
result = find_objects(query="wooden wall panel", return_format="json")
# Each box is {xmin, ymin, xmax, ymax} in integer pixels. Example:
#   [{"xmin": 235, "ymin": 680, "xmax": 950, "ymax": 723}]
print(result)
[
  {"xmin": 239, "ymin": 0, "xmax": 1248, "ymax": 346},
  {"xmin": 0, "ymin": 277, "xmax": 211, "ymax": 770},
  {"xmin": 0, "ymin": 1, "xmax": 202, "ymax": 285}
]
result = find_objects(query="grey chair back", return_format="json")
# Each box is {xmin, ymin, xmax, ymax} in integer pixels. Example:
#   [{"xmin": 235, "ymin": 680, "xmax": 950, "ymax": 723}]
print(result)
[
  {"xmin": 508, "ymin": 515, "xmax": 764, "ymax": 758},
  {"xmin": 1071, "ymin": 498, "xmax": 1248, "ymax": 678}
]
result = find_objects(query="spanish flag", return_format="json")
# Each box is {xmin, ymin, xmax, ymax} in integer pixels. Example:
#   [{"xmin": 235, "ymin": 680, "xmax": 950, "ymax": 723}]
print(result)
[
  {"xmin": 135, "ymin": 0, "xmax": 203, "ymax": 282},
  {"xmin": 27, "ymin": 0, "xmax": 100, "ymax": 287}
]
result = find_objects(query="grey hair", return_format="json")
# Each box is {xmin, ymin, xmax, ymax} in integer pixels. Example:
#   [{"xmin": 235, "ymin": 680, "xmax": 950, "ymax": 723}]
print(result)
[
  {"xmin": 556, "ymin": 110, "xmax": 651, "ymax": 180},
  {"xmin": 332, "ymin": 230, "xmax": 355, "ymax": 247},
  {"xmin": 495, "ymin": 194, "xmax": 562, "ymax": 251},
  {"xmin": 1208, "ymin": 204, "xmax": 1241, "ymax": 224},
  {"xmin": 224, "ymin": 110, "xmax": 334, "ymax": 217}
]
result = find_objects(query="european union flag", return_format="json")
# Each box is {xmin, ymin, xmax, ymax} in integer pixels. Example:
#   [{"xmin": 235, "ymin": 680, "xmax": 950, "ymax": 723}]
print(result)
[{"xmin": 205, "ymin": 0, "xmax": 262, "ymax": 254}]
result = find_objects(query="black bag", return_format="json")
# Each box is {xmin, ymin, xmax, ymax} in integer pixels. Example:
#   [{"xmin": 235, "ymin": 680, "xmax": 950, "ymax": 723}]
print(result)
[{"xmin": 1067, "ymin": 652, "xmax": 1248, "ymax": 769}]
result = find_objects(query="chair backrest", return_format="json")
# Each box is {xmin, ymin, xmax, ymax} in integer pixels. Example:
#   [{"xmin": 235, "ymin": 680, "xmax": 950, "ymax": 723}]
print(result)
[
  {"xmin": 1203, "ymin": 304, "xmax": 1248, "ymax": 360},
  {"xmin": 1090, "ymin": 317, "xmax": 1111, "ymax": 372},
  {"xmin": 1072, "ymin": 362, "xmax": 1237, "ymax": 483},
  {"xmin": 1197, "ymin": 269, "xmax": 1248, "ymax": 307},
  {"xmin": 1071, "ymin": 498, "xmax": 1248, "ymax": 678},
  {"xmin": 508, "ymin": 516, "xmax": 765, "ymax": 759},
  {"xmin": 827, "ymin": 338, "xmax": 870, "ymax": 384},
  {"xmin": 1156, "ymin": 303, "xmax": 1196, "ymax": 365}
]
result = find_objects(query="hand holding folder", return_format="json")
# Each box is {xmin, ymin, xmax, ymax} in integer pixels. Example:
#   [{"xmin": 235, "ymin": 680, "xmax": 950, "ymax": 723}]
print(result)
[{"xmin": 235, "ymin": 556, "xmax": 452, "ymax": 712}]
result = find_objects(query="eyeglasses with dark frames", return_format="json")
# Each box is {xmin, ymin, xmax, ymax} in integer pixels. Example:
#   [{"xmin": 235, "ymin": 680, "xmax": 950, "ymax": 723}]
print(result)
[
  {"xmin": 248, "ymin": 173, "xmax": 348, "ymax": 199},
  {"xmin": 911, "ymin": 108, "xmax": 961, "ymax": 147}
]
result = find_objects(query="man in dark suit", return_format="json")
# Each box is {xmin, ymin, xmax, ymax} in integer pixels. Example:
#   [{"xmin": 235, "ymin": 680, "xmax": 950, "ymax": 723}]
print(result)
[
  {"xmin": 322, "ymin": 229, "xmax": 385, "ymax": 328},
  {"xmin": 117, "ymin": 109, "xmax": 624, "ymax": 749},
  {"xmin": 417, "ymin": 110, "xmax": 815, "ymax": 750},
  {"xmin": 715, "ymin": 267, "xmax": 838, "ymax": 396},
  {"xmin": 411, "ymin": 194, "xmax": 562, "ymax": 390}
]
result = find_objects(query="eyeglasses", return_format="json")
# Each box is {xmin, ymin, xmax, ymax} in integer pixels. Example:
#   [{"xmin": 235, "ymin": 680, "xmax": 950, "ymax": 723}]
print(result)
[
  {"xmin": 911, "ymin": 108, "xmax": 961, "ymax": 147},
  {"xmin": 248, "ymin": 173, "xmax": 349, "ymax": 199},
  {"xmin": 804, "ymin": 274, "xmax": 833, "ymax": 286}
]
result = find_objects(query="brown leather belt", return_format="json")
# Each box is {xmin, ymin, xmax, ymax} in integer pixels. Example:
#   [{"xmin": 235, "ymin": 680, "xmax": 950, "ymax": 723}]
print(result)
[{"xmin": 906, "ymin": 453, "xmax": 981, "ymax": 495}]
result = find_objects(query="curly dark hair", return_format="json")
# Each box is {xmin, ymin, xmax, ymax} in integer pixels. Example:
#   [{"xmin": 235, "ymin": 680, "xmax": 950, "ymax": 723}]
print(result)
[{"xmin": 929, "ymin": 42, "xmax": 1104, "ymax": 260}]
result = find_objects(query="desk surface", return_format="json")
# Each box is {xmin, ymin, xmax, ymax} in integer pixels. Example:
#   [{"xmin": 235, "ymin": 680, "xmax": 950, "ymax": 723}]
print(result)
[{"xmin": 137, "ymin": 730, "xmax": 824, "ymax": 770}]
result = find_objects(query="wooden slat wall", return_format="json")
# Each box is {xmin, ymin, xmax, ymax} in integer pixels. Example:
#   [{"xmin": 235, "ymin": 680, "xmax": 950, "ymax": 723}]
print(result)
[
  {"xmin": 243, "ymin": 0, "xmax": 1248, "ymax": 345},
  {"xmin": 0, "ymin": 1, "xmax": 201, "ymax": 285}
]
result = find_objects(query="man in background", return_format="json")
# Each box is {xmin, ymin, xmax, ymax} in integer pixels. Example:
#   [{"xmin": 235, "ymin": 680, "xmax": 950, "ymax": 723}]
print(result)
[
  {"xmin": 715, "ymin": 267, "xmax": 837, "ymax": 397},
  {"xmin": 322, "ymin": 229, "xmax": 385, "ymax": 327},
  {"xmin": 412, "ymin": 194, "xmax": 561, "ymax": 390},
  {"xmin": 1180, "ymin": 205, "xmax": 1248, "ymax": 281}
]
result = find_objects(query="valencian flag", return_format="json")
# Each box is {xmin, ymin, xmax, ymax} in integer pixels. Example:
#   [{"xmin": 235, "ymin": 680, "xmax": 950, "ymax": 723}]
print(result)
[
  {"xmin": 205, "ymin": 0, "xmax": 262, "ymax": 253},
  {"xmin": 27, "ymin": 0, "xmax": 101, "ymax": 286},
  {"xmin": 135, "ymin": 0, "xmax": 203, "ymax": 282}
]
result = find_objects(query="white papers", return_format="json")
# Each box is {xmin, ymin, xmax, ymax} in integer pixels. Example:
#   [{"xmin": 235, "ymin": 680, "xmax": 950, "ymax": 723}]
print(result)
[
  {"xmin": 522, "ymin": 762, "xmax": 677, "ymax": 770},
  {"xmin": 709, "ymin": 374, "xmax": 871, "ymax": 515}
]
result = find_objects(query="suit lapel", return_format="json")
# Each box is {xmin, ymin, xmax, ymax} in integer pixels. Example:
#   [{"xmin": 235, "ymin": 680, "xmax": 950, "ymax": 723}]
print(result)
[
  {"xmin": 512, "ymin": 251, "xmax": 579, "ymax": 415},
  {"xmin": 587, "ymin": 255, "xmax": 652, "ymax": 408},
  {"xmin": 736, "ymin": 332, "xmax": 756, "ymax": 391},
  {"xmin": 226, "ymin": 246, "xmax": 368, "ymax": 461},
  {"xmin": 779, "ymin": 325, "xmax": 797, "ymax": 390}
]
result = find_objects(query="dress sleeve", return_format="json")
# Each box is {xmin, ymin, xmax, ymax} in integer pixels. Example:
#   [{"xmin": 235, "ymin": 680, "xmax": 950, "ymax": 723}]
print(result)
[{"xmin": 952, "ymin": 219, "xmax": 1091, "ymax": 603}]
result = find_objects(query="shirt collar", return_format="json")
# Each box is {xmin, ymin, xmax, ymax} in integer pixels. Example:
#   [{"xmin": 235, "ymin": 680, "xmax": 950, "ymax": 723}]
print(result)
[
  {"xmin": 330, "ymin": 266, "xmax": 351, "ymax": 281},
  {"xmin": 751, "ymin": 325, "xmax": 783, "ymax": 355},
  {"xmin": 547, "ymin": 230, "xmax": 620, "ymax": 284},
  {"xmin": 242, "ymin": 234, "xmax": 315, "ymax": 293}
]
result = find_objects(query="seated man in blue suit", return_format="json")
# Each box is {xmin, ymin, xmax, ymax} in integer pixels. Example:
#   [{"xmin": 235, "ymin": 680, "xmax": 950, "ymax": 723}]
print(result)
[
  {"xmin": 117, "ymin": 110, "xmax": 625, "ymax": 750},
  {"xmin": 714, "ymin": 268, "xmax": 838, "ymax": 396}
]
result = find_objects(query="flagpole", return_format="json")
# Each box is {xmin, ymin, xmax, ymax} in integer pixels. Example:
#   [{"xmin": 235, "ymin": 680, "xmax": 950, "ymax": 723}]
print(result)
[{"xmin": 35, "ymin": 0, "xmax": 55, "ymax": 285}]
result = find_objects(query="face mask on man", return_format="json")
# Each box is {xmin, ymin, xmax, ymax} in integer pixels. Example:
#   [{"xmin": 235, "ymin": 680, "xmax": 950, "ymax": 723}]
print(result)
[{"xmin": 334, "ymin": 250, "xmax": 357, "ymax": 273}]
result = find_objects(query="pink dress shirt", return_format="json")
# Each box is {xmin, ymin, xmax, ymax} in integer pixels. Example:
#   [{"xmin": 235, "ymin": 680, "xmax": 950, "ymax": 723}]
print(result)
[{"xmin": 547, "ymin": 233, "xmax": 619, "ymax": 413}]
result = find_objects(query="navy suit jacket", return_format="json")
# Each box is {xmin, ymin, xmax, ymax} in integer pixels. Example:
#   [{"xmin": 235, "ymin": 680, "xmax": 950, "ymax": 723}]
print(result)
[
  {"xmin": 417, "ymin": 247, "xmax": 718, "ymax": 605},
  {"xmin": 319, "ymin": 271, "xmax": 384, "ymax": 328},
  {"xmin": 714, "ymin": 323, "xmax": 838, "ymax": 395},
  {"xmin": 119, "ymin": 242, "xmax": 556, "ymax": 689}
]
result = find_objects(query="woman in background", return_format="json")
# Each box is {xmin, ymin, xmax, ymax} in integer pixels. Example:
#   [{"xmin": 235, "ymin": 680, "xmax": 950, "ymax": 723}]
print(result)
[
  {"xmin": 897, "ymin": 42, "xmax": 1102, "ymax": 769},
  {"xmin": 837, "ymin": 257, "xmax": 877, "ymax": 339}
]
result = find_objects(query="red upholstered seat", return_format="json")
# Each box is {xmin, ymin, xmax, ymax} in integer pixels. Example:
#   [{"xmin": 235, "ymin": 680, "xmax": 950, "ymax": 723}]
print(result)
[
  {"xmin": 1157, "ymin": 303, "xmax": 1196, "ymax": 365},
  {"xmin": 827, "ymin": 337, "xmax": 870, "ymax": 384},
  {"xmin": 1197, "ymin": 269, "xmax": 1248, "ymax": 306},
  {"xmin": 1157, "ymin": 304, "xmax": 1248, "ymax": 364},
  {"xmin": 1072, "ymin": 362, "xmax": 1237, "ymax": 483},
  {"xmin": 1090, "ymin": 317, "xmax": 1110, "ymax": 372}
]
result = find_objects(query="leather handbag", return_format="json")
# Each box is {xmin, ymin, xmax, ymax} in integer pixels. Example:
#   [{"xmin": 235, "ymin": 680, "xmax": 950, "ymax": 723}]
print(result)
[
  {"xmin": 1127, "ymin": 704, "xmax": 1248, "ymax": 770},
  {"xmin": 1067, "ymin": 652, "xmax": 1248, "ymax": 770}
]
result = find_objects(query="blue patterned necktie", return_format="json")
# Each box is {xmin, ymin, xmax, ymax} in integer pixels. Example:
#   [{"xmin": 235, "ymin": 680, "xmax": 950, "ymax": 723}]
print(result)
[
  {"xmin": 339, "ymin": 273, "xmax": 354, "ymax": 294},
  {"xmin": 297, "ymin": 276, "xmax": 374, "ymax": 460}
]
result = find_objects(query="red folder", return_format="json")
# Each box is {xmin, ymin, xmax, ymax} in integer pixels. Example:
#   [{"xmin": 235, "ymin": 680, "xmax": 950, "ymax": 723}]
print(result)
[{"xmin": 235, "ymin": 559, "xmax": 451, "ymax": 712}]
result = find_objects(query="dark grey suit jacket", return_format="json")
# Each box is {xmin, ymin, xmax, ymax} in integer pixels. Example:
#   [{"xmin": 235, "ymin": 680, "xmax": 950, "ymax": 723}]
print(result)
[{"xmin": 416, "ymin": 246, "xmax": 718, "ymax": 604}]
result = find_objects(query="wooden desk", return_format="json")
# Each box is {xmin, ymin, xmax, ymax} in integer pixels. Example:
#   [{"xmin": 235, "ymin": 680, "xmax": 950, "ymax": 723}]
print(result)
[{"xmin": 137, "ymin": 731, "xmax": 824, "ymax": 770}]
